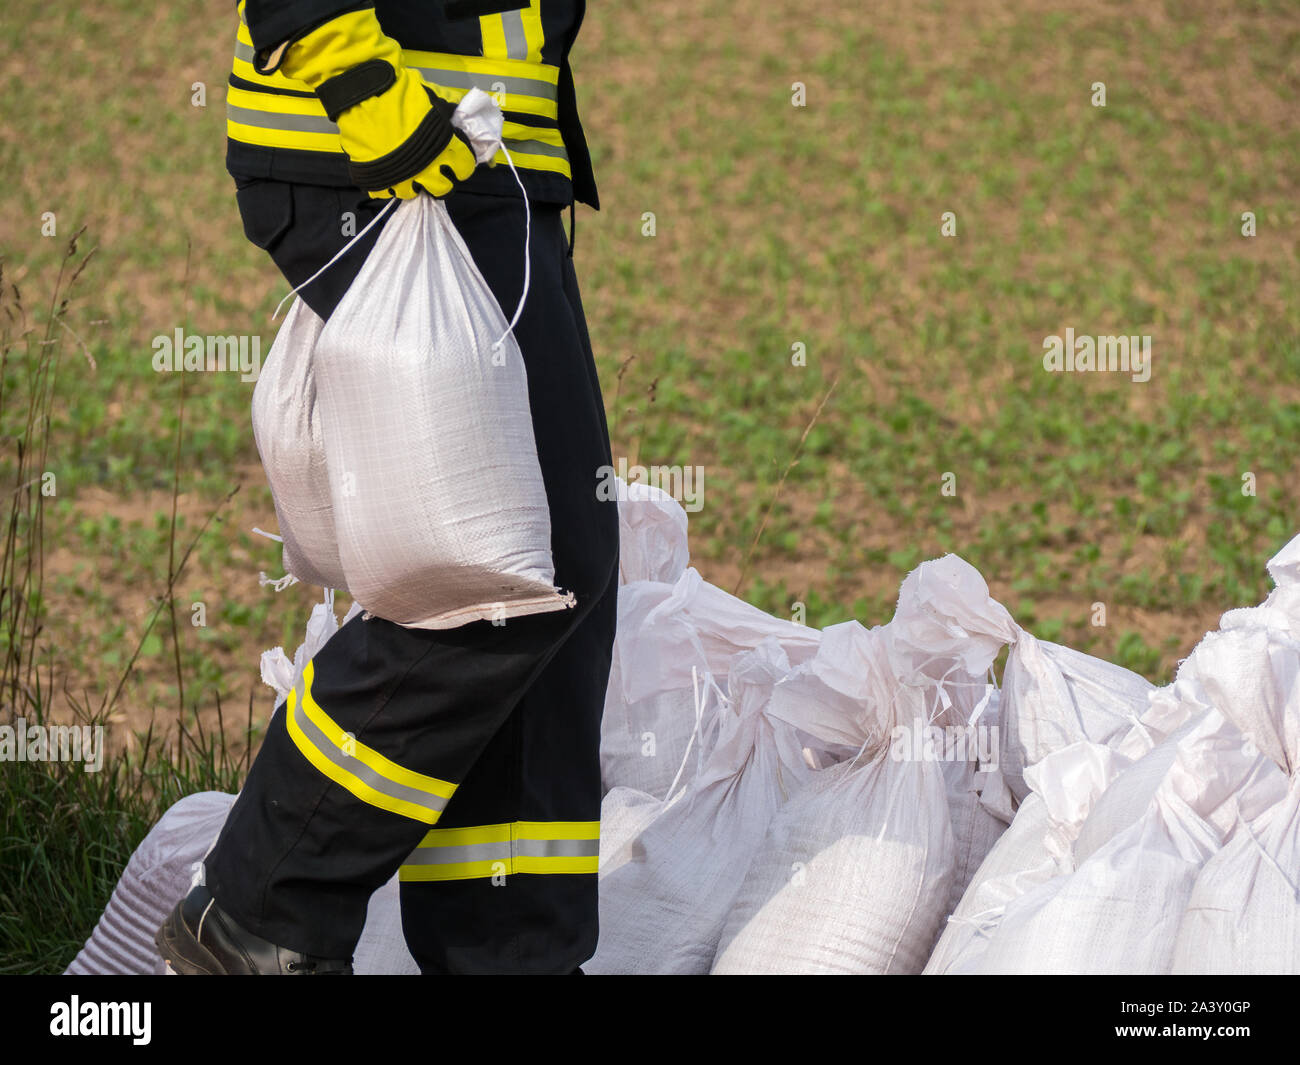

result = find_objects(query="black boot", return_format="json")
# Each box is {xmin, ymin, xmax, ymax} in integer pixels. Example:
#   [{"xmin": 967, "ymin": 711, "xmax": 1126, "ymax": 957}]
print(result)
[{"xmin": 155, "ymin": 885, "xmax": 353, "ymax": 975}]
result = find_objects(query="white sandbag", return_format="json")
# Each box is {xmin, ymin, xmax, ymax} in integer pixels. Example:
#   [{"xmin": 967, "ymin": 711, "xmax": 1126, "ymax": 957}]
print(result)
[
  {"xmin": 764, "ymin": 555, "xmax": 1018, "ymax": 749},
  {"xmin": 66, "ymin": 792, "xmax": 236, "ymax": 975},
  {"xmin": 599, "ymin": 687, "xmax": 704, "ymax": 799},
  {"xmin": 928, "ymin": 685, "xmax": 1213, "ymax": 974},
  {"xmin": 597, "ymin": 786, "xmax": 665, "ymax": 878},
  {"xmin": 65, "ymin": 790, "xmax": 420, "ymax": 975},
  {"xmin": 354, "ymin": 879, "xmax": 420, "ymax": 976},
  {"xmin": 250, "ymin": 300, "xmax": 343, "ymax": 589},
  {"xmin": 613, "ymin": 568, "xmax": 822, "ymax": 707},
  {"xmin": 587, "ymin": 639, "xmax": 813, "ymax": 974},
  {"xmin": 883, "ymin": 554, "xmax": 1020, "ymax": 699},
  {"xmin": 715, "ymin": 555, "xmax": 1018, "ymax": 974},
  {"xmin": 310, "ymin": 192, "xmax": 571, "ymax": 627},
  {"xmin": 252, "ymin": 90, "xmax": 571, "ymax": 627},
  {"xmin": 923, "ymin": 793, "xmax": 1057, "ymax": 974},
  {"xmin": 599, "ymin": 569, "xmax": 820, "ymax": 797},
  {"xmin": 1174, "ymin": 785, "xmax": 1300, "ymax": 973},
  {"xmin": 999, "ymin": 631, "xmax": 1154, "ymax": 802},
  {"xmin": 955, "ymin": 706, "xmax": 1282, "ymax": 973},
  {"xmin": 972, "ymin": 810, "xmax": 1205, "ymax": 974},
  {"xmin": 712, "ymin": 751, "xmax": 954, "ymax": 974},
  {"xmin": 1172, "ymin": 613, "xmax": 1300, "ymax": 973},
  {"xmin": 941, "ymin": 747, "xmax": 1014, "ymax": 919},
  {"xmin": 926, "ymin": 592, "xmax": 1285, "ymax": 975},
  {"xmin": 616, "ymin": 479, "xmax": 689, "ymax": 585}
]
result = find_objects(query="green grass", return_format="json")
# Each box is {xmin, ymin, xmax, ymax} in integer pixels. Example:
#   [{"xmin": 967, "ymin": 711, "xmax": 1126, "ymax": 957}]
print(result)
[{"xmin": 0, "ymin": 700, "xmax": 252, "ymax": 974}]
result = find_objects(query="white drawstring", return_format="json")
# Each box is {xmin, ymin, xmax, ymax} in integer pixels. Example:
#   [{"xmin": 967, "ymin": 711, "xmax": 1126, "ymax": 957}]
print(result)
[
  {"xmin": 253, "ymin": 526, "xmax": 299, "ymax": 591},
  {"xmin": 268, "ymin": 142, "xmax": 533, "ymax": 347},
  {"xmin": 273, "ymin": 197, "xmax": 398, "ymax": 321},
  {"xmin": 490, "ymin": 142, "xmax": 531, "ymax": 353}
]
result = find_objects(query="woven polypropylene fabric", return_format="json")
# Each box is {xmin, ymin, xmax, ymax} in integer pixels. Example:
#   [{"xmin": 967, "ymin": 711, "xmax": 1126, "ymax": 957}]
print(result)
[
  {"xmin": 65, "ymin": 792, "xmax": 235, "ymax": 975},
  {"xmin": 65, "ymin": 790, "xmax": 420, "ymax": 975},
  {"xmin": 255, "ymin": 194, "xmax": 570, "ymax": 628},
  {"xmin": 712, "ymin": 755, "xmax": 955, "ymax": 975},
  {"xmin": 252, "ymin": 298, "xmax": 346, "ymax": 589}
]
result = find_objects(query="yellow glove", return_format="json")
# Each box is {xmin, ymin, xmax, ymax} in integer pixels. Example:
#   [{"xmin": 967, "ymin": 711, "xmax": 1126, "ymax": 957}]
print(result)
[{"xmin": 276, "ymin": 8, "xmax": 477, "ymax": 198}]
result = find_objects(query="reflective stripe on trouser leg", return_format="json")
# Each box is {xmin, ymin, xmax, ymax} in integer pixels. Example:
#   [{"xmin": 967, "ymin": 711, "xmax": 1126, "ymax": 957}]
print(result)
[
  {"xmin": 399, "ymin": 822, "xmax": 600, "ymax": 881},
  {"xmin": 285, "ymin": 660, "xmax": 457, "ymax": 825}
]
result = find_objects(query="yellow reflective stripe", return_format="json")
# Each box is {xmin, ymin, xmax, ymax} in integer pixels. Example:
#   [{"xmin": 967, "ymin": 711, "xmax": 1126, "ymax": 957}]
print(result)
[
  {"xmin": 226, "ymin": 118, "xmax": 341, "ymax": 153},
  {"xmin": 227, "ymin": 85, "xmax": 326, "ymax": 117},
  {"xmin": 399, "ymin": 821, "xmax": 600, "ymax": 881},
  {"xmin": 414, "ymin": 823, "xmax": 513, "ymax": 848},
  {"xmin": 500, "ymin": 120, "xmax": 564, "ymax": 148},
  {"xmin": 285, "ymin": 661, "xmax": 457, "ymax": 825},
  {"xmin": 401, "ymin": 50, "xmax": 559, "ymax": 87},
  {"xmin": 520, "ymin": 4, "xmax": 545, "ymax": 64},
  {"xmin": 227, "ymin": 8, "xmax": 569, "ymax": 177},
  {"xmin": 298, "ymin": 662, "xmax": 457, "ymax": 802},
  {"xmin": 401, "ymin": 860, "xmax": 504, "ymax": 881},
  {"xmin": 488, "ymin": 145, "xmax": 571, "ymax": 178},
  {"xmin": 408, "ymin": 77, "xmax": 555, "ymax": 120},
  {"xmin": 515, "ymin": 820, "xmax": 600, "ymax": 841},
  {"xmin": 479, "ymin": 13, "xmax": 509, "ymax": 60},
  {"xmin": 411, "ymin": 820, "xmax": 599, "ymax": 847},
  {"xmin": 226, "ymin": 86, "xmax": 341, "ymax": 152}
]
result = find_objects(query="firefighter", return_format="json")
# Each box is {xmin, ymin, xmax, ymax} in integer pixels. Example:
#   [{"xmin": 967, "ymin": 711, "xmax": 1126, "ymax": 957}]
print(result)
[{"xmin": 155, "ymin": 0, "xmax": 618, "ymax": 975}]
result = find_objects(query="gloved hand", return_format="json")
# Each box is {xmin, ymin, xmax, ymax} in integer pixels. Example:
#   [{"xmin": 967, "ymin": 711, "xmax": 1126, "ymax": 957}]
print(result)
[{"xmin": 274, "ymin": 8, "xmax": 477, "ymax": 198}]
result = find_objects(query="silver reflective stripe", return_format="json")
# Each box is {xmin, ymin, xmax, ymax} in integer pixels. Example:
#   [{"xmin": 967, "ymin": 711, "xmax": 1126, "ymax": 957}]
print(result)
[
  {"xmin": 289, "ymin": 687, "xmax": 451, "ymax": 820},
  {"xmin": 409, "ymin": 67, "xmax": 557, "ymax": 102},
  {"xmin": 406, "ymin": 836, "xmax": 598, "ymax": 865},
  {"xmin": 227, "ymin": 104, "xmax": 338, "ymax": 135},
  {"xmin": 515, "ymin": 837, "xmax": 600, "ymax": 859},
  {"xmin": 501, "ymin": 9, "xmax": 529, "ymax": 60},
  {"xmin": 403, "ymin": 841, "xmax": 511, "ymax": 866},
  {"xmin": 235, "ymin": 39, "xmax": 557, "ymax": 103},
  {"xmin": 503, "ymin": 137, "xmax": 567, "ymax": 159}
]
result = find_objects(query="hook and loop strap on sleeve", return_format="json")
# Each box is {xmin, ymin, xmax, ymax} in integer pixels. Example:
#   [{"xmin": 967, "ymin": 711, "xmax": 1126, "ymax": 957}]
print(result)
[{"xmin": 317, "ymin": 58, "xmax": 398, "ymax": 122}]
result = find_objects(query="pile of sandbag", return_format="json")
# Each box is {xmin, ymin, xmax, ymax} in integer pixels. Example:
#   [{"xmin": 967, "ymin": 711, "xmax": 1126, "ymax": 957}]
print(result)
[
  {"xmin": 926, "ymin": 533, "xmax": 1300, "ymax": 974},
  {"xmin": 591, "ymin": 535, "xmax": 1023, "ymax": 974},
  {"xmin": 67, "ymin": 471, "xmax": 1300, "ymax": 976}
]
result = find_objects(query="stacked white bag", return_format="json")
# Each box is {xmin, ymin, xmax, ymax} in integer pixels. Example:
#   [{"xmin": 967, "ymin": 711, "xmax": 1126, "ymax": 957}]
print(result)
[
  {"xmin": 589, "ymin": 638, "xmax": 816, "ymax": 973},
  {"xmin": 927, "ymin": 533, "xmax": 1300, "ymax": 974},
  {"xmin": 601, "ymin": 480, "xmax": 702, "ymax": 801},
  {"xmin": 599, "ymin": 482, "xmax": 821, "ymax": 800},
  {"xmin": 711, "ymin": 555, "xmax": 1020, "ymax": 974},
  {"xmin": 925, "ymin": 629, "xmax": 1157, "ymax": 972},
  {"xmin": 1172, "ymin": 537, "xmax": 1300, "ymax": 973},
  {"xmin": 251, "ymin": 90, "xmax": 573, "ymax": 629},
  {"xmin": 963, "ymin": 709, "xmax": 1279, "ymax": 973}
]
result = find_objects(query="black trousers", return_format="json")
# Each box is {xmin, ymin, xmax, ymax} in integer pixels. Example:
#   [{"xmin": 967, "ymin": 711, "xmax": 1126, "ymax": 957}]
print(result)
[{"xmin": 204, "ymin": 181, "xmax": 619, "ymax": 973}]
